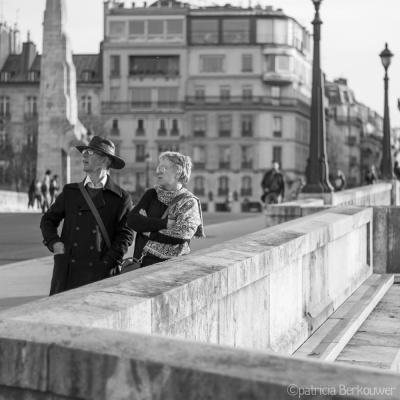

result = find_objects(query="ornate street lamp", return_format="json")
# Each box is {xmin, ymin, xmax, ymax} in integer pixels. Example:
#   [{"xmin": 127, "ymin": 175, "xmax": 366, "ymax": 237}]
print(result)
[
  {"xmin": 302, "ymin": 0, "xmax": 333, "ymax": 193},
  {"xmin": 145, "ymin": 152, "xmax": 152, "ymax": 189},
  {"xmin": 379, "ymin": 43, "xmax": 394, "ymax": 180}
]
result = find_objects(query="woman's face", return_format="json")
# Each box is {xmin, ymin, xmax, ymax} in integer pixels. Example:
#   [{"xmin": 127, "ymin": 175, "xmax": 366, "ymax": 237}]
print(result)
[{"xmin": 156, "ymin": 158, "xmax": 179, "ymax": 190}]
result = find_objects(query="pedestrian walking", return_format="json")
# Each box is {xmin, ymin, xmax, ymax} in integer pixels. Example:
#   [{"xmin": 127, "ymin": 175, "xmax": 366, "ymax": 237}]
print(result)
[
  {"xmin": 27, "ymin": 180, "xmax": 36, "ymax": 209},
  {"xmin": 49, "ymin": 174, "xmax": 60, "ymax": 204},
  {"xmin": 41, "ymin": 169, "xmax": 52, "ymax": 213},
  {"xmin": 394, "ymin": 161, "xmax": 400, "ymax": 180},
  {"xmin": 127, "ymin": 151, "xmax": 205, "ymax": 268},
  {"xmin": 35, "ymin": 180, "xmax": 42, "ymax": 210},
  {"xmin": 365, "ymin": 165, "xmax": 378, "ymax": 185},
  {"xmin": 260, "ymin": 161, "xmax": 285, "ymax": 204},
  {"xmin": 40, "ymin": 136, "xmax": 134, "ymax": 295}
]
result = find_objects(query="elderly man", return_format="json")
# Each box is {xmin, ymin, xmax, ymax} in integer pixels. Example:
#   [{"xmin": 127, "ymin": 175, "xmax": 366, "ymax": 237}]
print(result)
[{"xmin": 40, "ymin": 136, "xmax": 134, "ymax": 295}]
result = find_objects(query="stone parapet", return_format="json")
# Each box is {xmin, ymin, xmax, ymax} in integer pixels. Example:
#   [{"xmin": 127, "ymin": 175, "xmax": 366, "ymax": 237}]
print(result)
[
  {"xmin": 0, "ymin": 206, "xmax": 380, "ymax": 398},
  {"xmin": 0, "ymin": 190, "xmax": 34, "ymax": 212}
]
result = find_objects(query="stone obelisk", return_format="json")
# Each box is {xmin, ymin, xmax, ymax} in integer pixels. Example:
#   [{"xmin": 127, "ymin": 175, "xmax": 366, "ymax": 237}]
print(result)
[{"xmin": 37, "ymin": 0, "xmax": 87, "ymax": 185}]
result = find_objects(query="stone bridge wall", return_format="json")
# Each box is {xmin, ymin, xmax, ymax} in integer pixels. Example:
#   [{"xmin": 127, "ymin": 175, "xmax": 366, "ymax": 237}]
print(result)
[{"xmin": 1, "ymin": 206, "xmax": 393, "ymax": 399}]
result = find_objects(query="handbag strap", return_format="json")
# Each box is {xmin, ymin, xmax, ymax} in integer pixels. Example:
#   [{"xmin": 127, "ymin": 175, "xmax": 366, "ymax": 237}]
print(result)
[
  {"xmin": 78, "ymin": 181, "xmax": 112, "ymax": 249},
  {"xmin": 161, "ymin": 193, "xmax": 186, "ymax": 219}
]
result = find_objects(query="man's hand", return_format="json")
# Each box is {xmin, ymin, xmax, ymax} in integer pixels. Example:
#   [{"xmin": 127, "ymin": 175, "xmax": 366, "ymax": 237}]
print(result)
[{"xmin": 53, "ymin": 242, "xmax": 65, "ymax": 254}]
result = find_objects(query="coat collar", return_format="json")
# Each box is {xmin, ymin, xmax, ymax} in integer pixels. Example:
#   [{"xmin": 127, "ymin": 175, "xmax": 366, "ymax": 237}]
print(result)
[{"xmin": 70, "ymin": 176, "xmax": 123, "ymax": 197}]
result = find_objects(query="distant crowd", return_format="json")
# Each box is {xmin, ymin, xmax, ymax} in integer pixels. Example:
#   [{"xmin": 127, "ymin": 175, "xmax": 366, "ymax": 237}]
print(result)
[{"xmin": 27, "ymin": 169, "xmax": 59, "ymax": 213}]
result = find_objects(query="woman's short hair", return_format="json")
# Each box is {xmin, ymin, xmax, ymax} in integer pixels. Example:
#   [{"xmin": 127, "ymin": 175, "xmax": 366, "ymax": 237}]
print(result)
[{"xmin": 159, "ymin": 151, "xmax": 192, "ymax": 184}]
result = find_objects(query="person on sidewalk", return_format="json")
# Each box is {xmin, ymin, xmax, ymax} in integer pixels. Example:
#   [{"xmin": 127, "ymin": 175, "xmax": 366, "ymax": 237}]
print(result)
[
  {"xmin": 394, "ymin": 161, "xmax": 400, "ymax": 180},
  {"xmin": 41, "ymin": 169, "xmax": 52, "ymax": 214},
  {"xmin": 40, "ymin": 136, "xmax": 134, "ymax": 295},
  {"xmin": 49, "ymin": 174, "xmax": 60, "ymax": 205},
  {"xmin": 365, "ymin": 165, "xmax": 378, "ymax": 185},
  {"xmin": 260, "ymin": 161, "xmax": 285, "ymax": 204}
]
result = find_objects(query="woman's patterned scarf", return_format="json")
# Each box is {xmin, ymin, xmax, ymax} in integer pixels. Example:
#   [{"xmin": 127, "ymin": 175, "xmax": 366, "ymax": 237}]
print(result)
[{"xmin": 154, "ymin": 184, "xmax": 205, "ymax": 239}]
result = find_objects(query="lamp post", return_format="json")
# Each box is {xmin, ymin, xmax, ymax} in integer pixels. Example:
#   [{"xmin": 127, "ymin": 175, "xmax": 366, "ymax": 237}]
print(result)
[
  {"xmin": 302, "ymin": 0, "xmax": 333, "ymax": 193},
  {"xmin": 379, "ymin": 43, "xmax": 394, "ymax": 180},
  {"xmin": 145, "ymin": 152, "xmax": 151, "ymax": 189}
]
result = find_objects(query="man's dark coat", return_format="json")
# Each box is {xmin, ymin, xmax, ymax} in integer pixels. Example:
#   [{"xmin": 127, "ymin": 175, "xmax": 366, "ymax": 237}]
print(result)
[{"xmin": 40, "ymin": 178, "xmax": 134, "ymax": 295}]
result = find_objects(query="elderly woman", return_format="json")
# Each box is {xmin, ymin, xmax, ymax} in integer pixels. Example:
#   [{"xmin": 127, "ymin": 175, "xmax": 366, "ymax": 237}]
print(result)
[{"xmin": 127, "ymin": 151, "xmax": 205, "ymax": 268}]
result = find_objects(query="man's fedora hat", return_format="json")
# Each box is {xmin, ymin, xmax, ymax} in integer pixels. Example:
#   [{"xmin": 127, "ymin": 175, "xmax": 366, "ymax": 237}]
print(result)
[{"xmin": 76, "ymin": 136, "xmax": 125, "ymax": 170}]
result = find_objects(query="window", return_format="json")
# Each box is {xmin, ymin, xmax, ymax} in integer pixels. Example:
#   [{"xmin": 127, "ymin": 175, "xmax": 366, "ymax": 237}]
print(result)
[
  {"xmin": 241, "ymin": 176, "xmax": 252, "ymax": 195},
  {"xmin": 192, "ymin": 145, "xmax": 206, "ymax": 169},
  {"xmin": 241, "ymin": 115, "xmax": 253, "ymax": 137},
  {"xmin": 148, "ymin": 20, "xmax": 163, "ymax": 39},
  {"xmin": 0, "ymin": 72, "xmax": 11, "ymax": 82},
  {"xmin": 170, "ymin": 119, "xmax": 179, "ymax": 136},
  {"xmin": 110, "ymin": 55, "xmax": 120, "ymax": 77},
  {"xmin": 110, "ymin": 87, "xmax": 120, "ymax": 101},
  {"xmin": 273, "ymin": 146, "xmax": 282, "ymax": 167},
  {"xmin": 200, "ymin": 55, "xmax": 225, "ymax": 73},
  {"xmin": 219, "ymin": 146, "xmax": 231, "ymax": 169},
  {"xmin": 111, "ymin": 119, "xmax": 119, "ymax": 135},
  {"xmin": 242, "ymin": 54, "xmax": 253, "ymax": 72},
  {"xmin": 129, "ymin": 56, "xmax": 179, "ymax": 76},
  {"xmin": 193, "ymin": 115, "xmax": 206, "ymax": 137},
  {"xmin": 129, "ymin": 88, "xmax": 151, "ymax": 108},
  {"xmin": 81, "ymin": 96, "xmax": 92, "ymax": 115},
  {"xmin": 242, "ymin": 86, "xmax": 253, "ymax": 102},
  {"xmin": 191, "ymin": 19, "xmax": 218, "ymax": 44},
  {"xmin": 136, "ymin": 119, "xmax": 145, "ymax": 136},
  {"xmin": 218, "ymin": 115, "xmax": 232, "ymax": 137},
  {"xmin": 195, "ymin": 86, "xmax": 205, "ymax": 101},
  {"xmin": 25, "ymin": 96, "xmax": 37, "ymax": 117},
  {"xmin": 218, "ymin": 176, "xmax": 229, "ymax": 195},
  {"xmin": 194, "ymin": 176, "xmax": 205, "ymax": 196},
  {"xmin": 129, "ymin": 20, "xmax": 145, "ymax": 37},
  {"xmin": 0, "ymin": 97, "xmax": 10, "ymax": 117},
  {"xmin": 271, "ymin": 86, "xmax": 281, "ymax": 98},
  {"xmin": 276, "ymin": 55, "xmax": 290, "ymax": 71},
  {"xmin": 109, "ymin": 21, "xmax": 126, "ymax": 36},
  {"xmin": 222, "ymin": 19, "xmax": 250, "ymax": 43},
  {"xmin": 220, "ymin": 86, "xmax": 230, "ymax": 102},
  {"xmin": 241, "ymin": 146, "xmax": 253, "ymax": 169},
  {"xmin": 158, "ymin": 143, "xmax": 180, "ymax": 154},
  {"xmin": 157, "ymin": 88, "xmax": 179, "ymax": 107},
  {"xmin": 27, "ymin": 71, "xmax": 39, "ymax": 82},
  {"xmin": 166, "ymin": 20, "xmax": 184, "ymax": 38},
  {"xmin": 158, "ymin": 119, "xmax": 167, "ymax": 136},
  {"xmin": 136, "ymin": 144, "xmax": 146, "ymax": 162},
  {"xmin": 82, "ymin": 70, "xmax": 93, "ymax": 81},
  {"xmin": 273, "ymin": 116, "xmax": 282, "ymax": 137}
]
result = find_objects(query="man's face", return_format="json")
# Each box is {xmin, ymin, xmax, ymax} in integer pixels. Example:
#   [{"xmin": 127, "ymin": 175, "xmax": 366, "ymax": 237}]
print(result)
[
  {"xmin": 82, "ymin": 149, "xmax": 107, "ymax": 174},
  {"xmin": 272, "ymin": 162, "xmax": 279, "ymax": 170}
]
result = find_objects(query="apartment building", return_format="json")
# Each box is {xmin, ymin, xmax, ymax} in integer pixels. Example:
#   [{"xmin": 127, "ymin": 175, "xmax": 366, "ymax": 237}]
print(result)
[{"xmin": 102, "ymin": 1, "xmax": 312, "ymax": 210}]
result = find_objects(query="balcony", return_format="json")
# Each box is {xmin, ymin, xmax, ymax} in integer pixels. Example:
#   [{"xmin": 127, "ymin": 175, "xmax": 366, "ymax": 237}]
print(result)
[
  {"xmin": 0, "ymin": 112, "xmax": 11, "ymax": 120},
  {"xmin": 193, "ymin": 130, "xmax": 206, "ymax": 138},
  {"xmin": 335, "ymin": 115, "xmax": 362, "ymax": 127},
  {"xmin": 347, "ymin": 136, "xmax": 357, "ymax": 146},
  {"xmin": 193, "ymin": 188, "xmax": 205, "ymax": 196},
  {"xmin": 193, "ymin": 162, "xmax": 206, "ymax": 170},
  {"xmin": 262, "ymin": 71, "xmax": 298, "ymax": 85},
  {"xmin": 219, "ymin": 162, "xmax": 230, "ymax": 169},
  {"xmin": 241, "ymin": 188, "xmax": 252, "ymax": 196},
  {"xmin": 185, "ymin": 96, "xmax": 310, "ymax": 114},
  {"xmin": 102, "ymin": 101, "xmax": 183, "ymax": 113},
  {"xmin": 241, "ymin": 161, "xmax": 253, "ymax": 169},
  {"xmin": 218, "ymin": 188, "xmax": 229, "ymax": 196},
  {"xmin": 110, "ymin": 127, "xmax": 120, "ymax": 136}
]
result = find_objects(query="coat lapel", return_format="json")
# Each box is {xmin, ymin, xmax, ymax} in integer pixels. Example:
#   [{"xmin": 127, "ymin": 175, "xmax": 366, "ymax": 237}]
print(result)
[{"xmin": 75, "ymin": 180, "xmax": 106, "ymax": 211}]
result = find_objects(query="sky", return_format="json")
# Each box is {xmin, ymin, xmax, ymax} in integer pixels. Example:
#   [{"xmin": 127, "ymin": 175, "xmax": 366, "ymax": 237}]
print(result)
[{"xmin": 2, "ymin": 0, "xmax": 400, "ymax": 127}]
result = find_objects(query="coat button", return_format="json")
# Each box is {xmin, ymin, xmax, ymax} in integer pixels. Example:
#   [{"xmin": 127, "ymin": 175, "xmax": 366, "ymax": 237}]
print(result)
[
  {"xmin": 71, "ymin": 259, "xmax": 75, "ymax": 263},
  {"xmin": 89, "ymin": 262, "xmax": 93, "ymax": 266},
  {"xmin": 78, "ymin": 212, "xmax": 82, "ymax": 216},
  {"xmin": 90, "ymin": 246, "xmax": 94, "ymax": 250},
  {"xmin": 92, "ymin": 230, "xmax": 96, "ymax": 233},
  {"xmin": 73, "ymin": 243, "xmax": 77, "ymax": 247},
  {"xmin": 76, "ymin": 227, "xmax": 80, "ymax": 230}
]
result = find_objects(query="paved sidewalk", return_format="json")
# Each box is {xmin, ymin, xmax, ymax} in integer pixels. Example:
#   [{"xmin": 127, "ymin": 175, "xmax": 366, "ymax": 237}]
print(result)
[{"xmin": 0, "ymin": 214, "xmax": 267, "ymax": 313}]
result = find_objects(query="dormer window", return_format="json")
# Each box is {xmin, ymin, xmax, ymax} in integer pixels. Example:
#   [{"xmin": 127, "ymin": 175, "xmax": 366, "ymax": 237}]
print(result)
[
  {"xmin": 82, "ymin": 70, "xmax": 94, "ymax": 82},
  {"xmin": 0, "ymin": 72, "xmax": 11, "ymax": 82},
  {"xmin": 27, "ymin": 71, "xmax": 40, "ymax": 82}
]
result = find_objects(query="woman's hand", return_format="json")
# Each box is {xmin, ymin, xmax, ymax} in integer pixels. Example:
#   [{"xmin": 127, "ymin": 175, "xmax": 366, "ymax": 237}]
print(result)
[{"xmin": 140, "ymin": 209, "xmax": 151, "ymax": 236}]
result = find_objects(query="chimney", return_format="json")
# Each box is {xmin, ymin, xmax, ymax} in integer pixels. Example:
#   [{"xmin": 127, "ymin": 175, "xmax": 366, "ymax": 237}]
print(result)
[
  {"xmin": 143, "ymin": 1, "xmax": 147, "ymax": 6},
  {"xmin": 20, "ymin": 35, "xmax": 37, "ymax": 73},
  {"xmin": 131, "ymin": 2, "xmax": 135, "ymax": 7}
]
